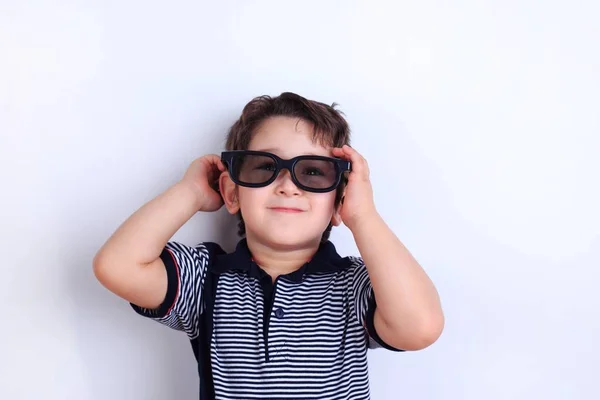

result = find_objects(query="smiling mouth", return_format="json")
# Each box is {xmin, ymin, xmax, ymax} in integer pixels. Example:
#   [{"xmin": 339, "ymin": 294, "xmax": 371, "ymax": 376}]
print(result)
[{"xmin": 269, "ymin": 207, "xmax": 305, "ymax": 213}]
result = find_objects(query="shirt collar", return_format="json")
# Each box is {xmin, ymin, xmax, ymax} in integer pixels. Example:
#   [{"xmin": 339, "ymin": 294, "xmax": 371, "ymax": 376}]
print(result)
[{"xmin": 212, "ymin": 238, "xmax": 351, "ymax": 283}]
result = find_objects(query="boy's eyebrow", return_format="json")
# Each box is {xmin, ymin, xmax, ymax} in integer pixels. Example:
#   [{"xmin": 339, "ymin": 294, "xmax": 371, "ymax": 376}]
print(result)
[
  {"xmin": 255, "ymin": 148, "xmax": 328, "ymax": 157},
  {"xmin": 254, "ymin": 147, "xmax": 280, "ymax": 153}
]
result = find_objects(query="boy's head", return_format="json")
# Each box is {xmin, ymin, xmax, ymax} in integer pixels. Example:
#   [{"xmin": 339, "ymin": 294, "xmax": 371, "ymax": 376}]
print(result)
[{"xmin": 219, "ymin": 92, "xmax": 351, "ymax": 248}]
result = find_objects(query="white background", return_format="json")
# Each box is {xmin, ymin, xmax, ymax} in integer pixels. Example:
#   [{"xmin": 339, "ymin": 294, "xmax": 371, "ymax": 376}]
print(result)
[{"xmin": 1, "ymin": 1, "xmax": 599, "ymax": 399}]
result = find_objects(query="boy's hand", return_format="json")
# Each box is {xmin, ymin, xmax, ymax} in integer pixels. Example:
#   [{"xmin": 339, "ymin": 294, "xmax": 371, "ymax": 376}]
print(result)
[
  {"xmin": 181, "ymin": 154, "xmax": 226, "ymax": 212},
  {"xmin": 331, "ymin": 145, "xmax": 378, "ymax": 230}
]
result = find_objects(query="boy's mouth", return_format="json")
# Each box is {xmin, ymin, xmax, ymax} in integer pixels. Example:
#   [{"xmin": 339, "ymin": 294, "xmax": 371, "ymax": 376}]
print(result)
[{"xmin": 268, "ymin": 206, "xmax": 305, "ymax": 213}]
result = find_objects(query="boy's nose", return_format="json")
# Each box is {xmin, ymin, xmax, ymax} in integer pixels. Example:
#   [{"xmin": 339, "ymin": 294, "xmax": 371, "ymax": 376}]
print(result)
[{"xmin": 275, "ymin": 169, "xmax": 301, "ymax": 196}]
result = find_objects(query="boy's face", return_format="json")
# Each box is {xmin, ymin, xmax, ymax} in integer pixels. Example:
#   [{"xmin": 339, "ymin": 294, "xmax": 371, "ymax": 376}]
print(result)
[{"xmin": 221, "ymin": 116, "xmax": 342, "ymax": 249}]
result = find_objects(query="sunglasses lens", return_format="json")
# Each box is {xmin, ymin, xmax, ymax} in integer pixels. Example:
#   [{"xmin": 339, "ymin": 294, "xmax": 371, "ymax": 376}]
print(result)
[
  {"xmin": 232, "ymin": 153, "xmax": 277, "ymax": 185},
  {"xmin": 294, "ymin": 159, "xmax": 338, "ymax": 190}
]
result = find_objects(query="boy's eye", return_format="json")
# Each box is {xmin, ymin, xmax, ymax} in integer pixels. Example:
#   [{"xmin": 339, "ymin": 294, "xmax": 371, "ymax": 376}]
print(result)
[
  {"xmin": 255, "ymin": 161, "xmax": 276, "ymax": 171},
  {"xmin": 302, "ymin": 167, "xmax": 324, "ymax": 176}
]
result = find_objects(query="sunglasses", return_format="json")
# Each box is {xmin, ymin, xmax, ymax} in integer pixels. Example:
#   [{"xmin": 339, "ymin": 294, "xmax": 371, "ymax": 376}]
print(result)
[{"xmin": 221, "ymin": 150, "xmax": 351, "ymax": 193}]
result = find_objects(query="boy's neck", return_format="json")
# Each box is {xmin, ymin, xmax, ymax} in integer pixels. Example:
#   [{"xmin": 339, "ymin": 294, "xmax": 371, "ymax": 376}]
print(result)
[{"xmin": 245, "ymin": 236, "xmax": 320, "ymax": 281}]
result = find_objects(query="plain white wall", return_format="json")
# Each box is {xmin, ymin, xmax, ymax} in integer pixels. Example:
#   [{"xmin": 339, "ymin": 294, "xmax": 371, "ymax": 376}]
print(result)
[{"xmin": 1, "ymin": 1, "xmax": 599, "ymax": 399}]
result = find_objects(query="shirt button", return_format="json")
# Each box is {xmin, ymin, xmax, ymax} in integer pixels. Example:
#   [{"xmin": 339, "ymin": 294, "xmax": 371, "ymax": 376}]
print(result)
[{"xmin": 274, "ymin": 308, "xmax": 285, "ymax": 319}]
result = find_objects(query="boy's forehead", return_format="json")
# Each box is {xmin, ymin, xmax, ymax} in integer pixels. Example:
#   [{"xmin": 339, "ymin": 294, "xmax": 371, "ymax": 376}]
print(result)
[{"xmin": 248, "ymin": 117, "xmax": 334, "ymax": 157}]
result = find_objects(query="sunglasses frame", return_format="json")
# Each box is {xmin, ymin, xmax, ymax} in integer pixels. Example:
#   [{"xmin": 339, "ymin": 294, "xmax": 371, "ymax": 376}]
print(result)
[{"xmin": 221, "ymin": 150, "xmax": 351, "ymax": 193}]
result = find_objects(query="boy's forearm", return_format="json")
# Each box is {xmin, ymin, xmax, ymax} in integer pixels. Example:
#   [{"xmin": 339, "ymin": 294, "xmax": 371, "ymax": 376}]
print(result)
[
  {"xmin": 96, "ymin": 181, "xmax": 200, "ymax": 266},
  {"xmin": 351, "ymin": 212, "xmax": 444, "ymax": 349}
]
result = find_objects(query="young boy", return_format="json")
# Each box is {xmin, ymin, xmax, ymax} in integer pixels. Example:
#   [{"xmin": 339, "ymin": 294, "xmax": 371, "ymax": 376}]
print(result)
[{"xmin": 93, "ymin": 92, "xmax": 444, "ymax": 399}]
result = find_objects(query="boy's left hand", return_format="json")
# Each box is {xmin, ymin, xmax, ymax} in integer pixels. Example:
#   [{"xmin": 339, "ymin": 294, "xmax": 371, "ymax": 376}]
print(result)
[{"xmin": 331, "ymin": 145, "xmax": 378, "ymax": 230}]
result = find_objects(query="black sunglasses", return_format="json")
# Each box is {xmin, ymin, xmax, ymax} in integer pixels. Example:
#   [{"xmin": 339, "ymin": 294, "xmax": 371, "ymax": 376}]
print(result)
[{"xmin": 221, "ymin": 150, "xmax": 351, "ymax": 193}]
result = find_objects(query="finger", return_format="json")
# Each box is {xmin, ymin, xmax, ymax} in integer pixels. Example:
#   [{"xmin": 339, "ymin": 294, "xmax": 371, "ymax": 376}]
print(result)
[
  {"xmin": 331, "ymin": 147, "xmax": 350, "ymax": 160},
  {"xmin": 206, "ymin": 154, "xmax": 226, "ymax": 172},
  {"xmin": 341, "ymin": 144, "xmax": 360, "ymax": 157},
  {"xmin": 341, "ymin": 145, "xmax": 369, "ymax": 177},
  {"xmin": 203, "ymin": 157, "xmax": 226, "ymax": 181},
  {"xmin": 332, "ymin": 146, "xmax": 367, "ymax": 177}
]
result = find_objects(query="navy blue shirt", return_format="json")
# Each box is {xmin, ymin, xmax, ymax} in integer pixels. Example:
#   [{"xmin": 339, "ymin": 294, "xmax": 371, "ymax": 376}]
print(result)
[{"xmin": 131, "ymin": 239, "xmax": 402, "ymax": 399}]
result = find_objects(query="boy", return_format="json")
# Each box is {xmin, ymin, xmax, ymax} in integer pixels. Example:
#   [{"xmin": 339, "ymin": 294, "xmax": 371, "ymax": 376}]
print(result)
[{"xmin": 93, "ymin": 92, "xmax": 444, "ymax": 399}]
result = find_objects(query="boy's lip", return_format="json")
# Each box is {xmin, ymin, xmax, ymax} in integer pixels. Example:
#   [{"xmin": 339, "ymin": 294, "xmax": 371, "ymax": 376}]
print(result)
[{"xmin": 268, "ymin": 206, "xmax": 305, "ymax": 213}]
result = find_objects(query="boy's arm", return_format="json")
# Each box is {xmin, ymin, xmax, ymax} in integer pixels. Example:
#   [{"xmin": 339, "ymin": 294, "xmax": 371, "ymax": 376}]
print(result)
[
  {"xmin": 351, "ymin": 213, "xmax": 444, "ymax": 351},
  {"xmin": 333, "ymin": 145, "xmax": 444, "ymax": 351},
  {"xmin": 93, "ymin": 155, "xmax": 225, "ymax": 310}
]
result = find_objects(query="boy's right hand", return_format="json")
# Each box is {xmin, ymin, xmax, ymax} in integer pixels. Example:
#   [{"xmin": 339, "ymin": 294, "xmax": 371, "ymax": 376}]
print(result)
[{"xmin": 181, "ymin": 154, "xmax": 226, "ymax": 212}]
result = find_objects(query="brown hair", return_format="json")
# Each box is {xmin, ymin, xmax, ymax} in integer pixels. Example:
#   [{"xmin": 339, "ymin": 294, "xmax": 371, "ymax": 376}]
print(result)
[{"xmin": 225, "ymin": 92, "xmax": 351, "ymax": 242}]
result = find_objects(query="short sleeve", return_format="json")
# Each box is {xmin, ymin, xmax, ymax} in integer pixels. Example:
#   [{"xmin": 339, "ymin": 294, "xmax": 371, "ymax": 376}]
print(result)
[
  {"xmin": 348, "ymin": 256, "xmax": 405, "ymax": 352},
  {"xmin": 130, "ymin": 241, "xmax": 211, "ymax": 340}
]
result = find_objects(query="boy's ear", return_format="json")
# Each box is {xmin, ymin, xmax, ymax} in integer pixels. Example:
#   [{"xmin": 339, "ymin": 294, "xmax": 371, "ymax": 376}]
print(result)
[
  {"xmin": 330, "ymin": 194, "xmax": 344, "ymax": 227},
  {"xmin": 219, "ymin": 172, "xmax": 240, "ymax": 214}
]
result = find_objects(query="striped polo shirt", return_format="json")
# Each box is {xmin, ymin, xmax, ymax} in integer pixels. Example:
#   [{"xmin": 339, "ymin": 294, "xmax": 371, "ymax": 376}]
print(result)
[{"xmin": 131, "ymin": 238, "xmax": 403, "ymax": 399}]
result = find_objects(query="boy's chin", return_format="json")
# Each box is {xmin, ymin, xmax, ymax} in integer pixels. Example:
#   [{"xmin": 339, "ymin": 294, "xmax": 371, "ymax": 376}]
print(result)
[{"xmin": 254, "ymin": 230, "xmax": 323, "ymax": 249}]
